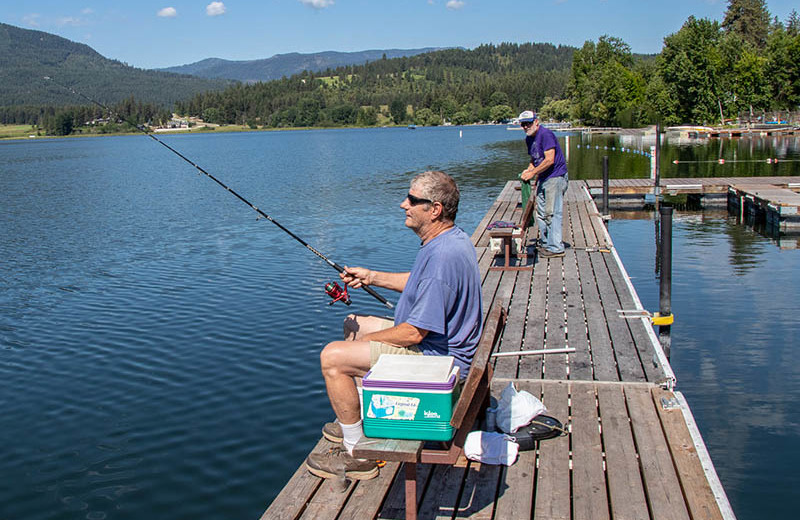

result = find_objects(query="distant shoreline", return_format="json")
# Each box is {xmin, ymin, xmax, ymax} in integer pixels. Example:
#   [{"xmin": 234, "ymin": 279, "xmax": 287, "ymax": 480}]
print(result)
[{"xmin": 0, "ymin": 122, "xmax": 509, "ymax": 141}]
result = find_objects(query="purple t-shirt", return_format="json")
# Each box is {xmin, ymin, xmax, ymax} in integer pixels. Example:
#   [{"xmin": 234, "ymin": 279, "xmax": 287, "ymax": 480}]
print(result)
[
  {"xmin": 394, "ymin": 227, "xmax": 483, "ymax": 378},
  {"xmin": 525, "ymin": 126, "xmax": 568, "ymax": 182}
]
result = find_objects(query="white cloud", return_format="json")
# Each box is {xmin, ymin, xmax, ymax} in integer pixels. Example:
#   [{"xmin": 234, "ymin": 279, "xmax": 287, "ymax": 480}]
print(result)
[
  {"xmin": 446, "ymin": 0, "xmax": 465, "ymax": 9},
  {"xmin": 206, "ymin": 2, "xmax": 227, "ymax": 16},
  {"xmin": 158, "ymin": 7, "xmax": 177, "ymax": 18},
  {"xmin": 82, "ymin": 8, "xmax": 94, "ymax": 15},
  {"xmin": 56, "ymin": 16, "xmax": 87, "ymax": 27},
  {"xmin": 299, "ymin": 0, "xmax": 335, "ymax": 9},
  {"xmin": 22, "ymin": 13, "xmax": 41, "ymax": 27}
]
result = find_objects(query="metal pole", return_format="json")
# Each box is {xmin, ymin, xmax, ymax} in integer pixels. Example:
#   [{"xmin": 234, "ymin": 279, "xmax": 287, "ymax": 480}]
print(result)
[
  {"xmin": 654, "ymin": 122, "xmax": 661, "ymax": 189},
  {"xmin": 658, "ymin": 204, "xmax": 673, "ymax": 358},
  {"xmin": 602, "ymin": 155, "xmax": 609, "ymax": 218}
]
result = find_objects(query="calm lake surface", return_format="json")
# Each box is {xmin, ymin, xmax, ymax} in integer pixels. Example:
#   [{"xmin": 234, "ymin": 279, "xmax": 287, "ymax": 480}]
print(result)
[{"xmin": 1, "ymin": 127, "xmax": 798, "ymax": 519}]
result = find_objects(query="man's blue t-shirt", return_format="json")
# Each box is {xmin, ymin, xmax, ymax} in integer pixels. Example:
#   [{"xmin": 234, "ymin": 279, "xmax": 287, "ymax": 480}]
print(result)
[
  {"xmin": 394, "ymin": 227, "xmax": 483, "ymax": 378},
  {"xmin": 525, "ymin": 126, "xmax": 568, "ymax": 182}
]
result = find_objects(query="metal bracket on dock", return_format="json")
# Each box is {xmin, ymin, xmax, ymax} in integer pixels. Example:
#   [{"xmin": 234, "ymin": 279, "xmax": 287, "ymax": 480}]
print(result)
[
  {"xmin": 575, "ymin": 246, "xmax": 612, "ymax": 253},
  {"xmin": 660, "ymin": 396, "xmax": 680, "ymax": 410},
  {"xmin": 618, "ymin": 309, "xmax": 675, "ymax": 326}
]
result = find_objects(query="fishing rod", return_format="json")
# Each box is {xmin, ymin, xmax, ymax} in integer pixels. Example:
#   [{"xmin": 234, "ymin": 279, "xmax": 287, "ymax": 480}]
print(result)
[{"xmin": 44, "ymin": 76, "xmax": 393, "ymax": 309}]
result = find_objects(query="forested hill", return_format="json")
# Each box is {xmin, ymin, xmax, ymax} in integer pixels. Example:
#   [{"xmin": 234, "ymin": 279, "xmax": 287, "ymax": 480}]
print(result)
[
  {"xmin": 176, "ymin": 43, "xmax": 576, "ymax": 127},
  {"xmin": 0, "ymin": 22, "xmax": 230, "ymax": 107},
  {"xmin": 158, "ymin": 48, "xmax": 444, "ymax": 83}
]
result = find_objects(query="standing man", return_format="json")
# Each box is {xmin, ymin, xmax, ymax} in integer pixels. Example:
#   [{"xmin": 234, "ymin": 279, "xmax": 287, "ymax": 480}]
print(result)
[
  {"xmin": 305, "ymin": 170, "xmax": 483, "ymax": 481},
  {"xmin": 518, "ymin": 110, "xmax": 569, "ymax": 258}
]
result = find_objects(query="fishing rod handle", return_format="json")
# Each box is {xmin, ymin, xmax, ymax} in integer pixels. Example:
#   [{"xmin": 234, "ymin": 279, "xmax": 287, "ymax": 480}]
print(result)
[{"xmin": 363, "ymin": 285, "xmax": 394, "ymax": 309}]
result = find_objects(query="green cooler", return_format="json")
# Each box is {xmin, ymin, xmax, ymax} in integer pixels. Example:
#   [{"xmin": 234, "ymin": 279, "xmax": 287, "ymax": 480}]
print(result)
[{"xmin": 362, "ymin": 354, "xmax": 461, "ymax": 441}]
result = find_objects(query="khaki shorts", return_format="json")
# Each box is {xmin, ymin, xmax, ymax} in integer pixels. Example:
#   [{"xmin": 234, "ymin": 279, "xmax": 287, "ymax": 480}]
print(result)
[{"xmin": 368, "ymin": 316, "xmax": 423, "ymax": 367}]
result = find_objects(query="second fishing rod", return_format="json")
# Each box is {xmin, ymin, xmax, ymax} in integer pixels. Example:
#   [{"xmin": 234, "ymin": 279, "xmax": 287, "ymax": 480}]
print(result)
[{"xmin": 44, "ymin": 76, "xmax": 393, "ymax": 310}]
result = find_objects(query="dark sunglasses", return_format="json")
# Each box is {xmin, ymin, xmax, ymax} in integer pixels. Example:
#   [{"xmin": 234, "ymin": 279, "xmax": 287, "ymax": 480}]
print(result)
[
  {"xmin": 406, "ymin": 192, "xmax": 433, "ymax": 206},
  {"xmin": 520, "ymin": 121, "xmax": 534, "ymax": 128}
]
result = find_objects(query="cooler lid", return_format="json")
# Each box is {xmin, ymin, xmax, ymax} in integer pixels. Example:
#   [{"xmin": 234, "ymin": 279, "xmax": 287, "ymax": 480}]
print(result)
[{"xmin": 366, "ymin": 354, "xmax": 455, "ymax": 383}]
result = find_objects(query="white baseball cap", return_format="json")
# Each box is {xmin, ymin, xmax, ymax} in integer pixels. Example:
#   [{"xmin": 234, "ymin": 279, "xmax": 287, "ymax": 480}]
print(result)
[{"xmin": 518, "ymin": 110, "xmax": 537, "ymax": 123}]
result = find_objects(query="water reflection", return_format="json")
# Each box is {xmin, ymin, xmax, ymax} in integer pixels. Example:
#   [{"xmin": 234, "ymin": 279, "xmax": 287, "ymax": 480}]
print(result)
[{"xmin": 563, "ymin": 132, "xmax": 800, "ymax": 179}]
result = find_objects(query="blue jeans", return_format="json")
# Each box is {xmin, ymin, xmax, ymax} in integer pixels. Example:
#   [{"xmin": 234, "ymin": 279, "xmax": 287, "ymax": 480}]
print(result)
[{"xmin": 535, "ymin": 173, "xmax": 568, "ymax": 253}]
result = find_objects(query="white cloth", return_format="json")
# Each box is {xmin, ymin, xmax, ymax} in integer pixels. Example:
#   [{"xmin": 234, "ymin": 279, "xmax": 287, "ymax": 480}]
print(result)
[
  {"xmin": 495, "ymin": 382, "xmax": 546, "ymax": 433},
  {"xmin": 464, "ymin": 431, "xmax": 519, "ymax": 466}
]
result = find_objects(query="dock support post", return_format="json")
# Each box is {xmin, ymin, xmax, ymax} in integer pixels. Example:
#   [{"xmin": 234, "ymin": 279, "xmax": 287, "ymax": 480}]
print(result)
[
  {"xmin": 654, "ymin": 122, "xmax": 661, "ymax": 206},
  {"xmin": 602, "ymin": 155, "xmax": 609, "ymax": 219},
  {"xmin": 658, "ymin": 204, "xmax": 673, "ymax": 359}
]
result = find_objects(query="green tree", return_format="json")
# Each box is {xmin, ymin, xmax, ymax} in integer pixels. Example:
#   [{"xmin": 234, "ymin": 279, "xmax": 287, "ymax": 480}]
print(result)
[
  {"xmin": 567, "ymin": 36, "xmax": 645, "ymax": 126},
  {"xmin": 539, "ymin": 97, "xmax": 573, "ymax": 122},
  {"xmin": 389, "ymin": 98, "xmax": 406, "ymax": 124},
  {"xmin": 787, "ymin": 9, "xmax": 800, "ymax": 36},
  {"xmin": 732, "ymin": 50, "xmax": 769, "ymax": 113},
  {"xmin": 767, "ymin": 22, "xmax": 800, "ymax": 109},
  {"xmin": 202, "ymin": 107, "xmax": 221, "ymax": 123},
  {"xmin": 659, "ymin": 17, "xmax": 725, "ymax": 124},
  {"xmin": 356, "ymin": 106, "xmax": 378, "ymax": 126},
  {"xmin": 451, "ymin": 110, "xmax": 471, "ymax": 125},
  {"xmin": 414, "ymin": 107, "xmax": 440, "ymax": 126},
  {"xmin": 489, "ymin": 104, "xmax": 514, "ymax": 122},
  {"xmin": 722, "ymin": 0, "xmax": 771, "ymax": 49},
  {"xmin": 52, "ymin": 111, "xmax": 74, "ymax": 135},
  {"xmin": 489, "ymin": 91, "xmax": 510, "ymax": 106}
]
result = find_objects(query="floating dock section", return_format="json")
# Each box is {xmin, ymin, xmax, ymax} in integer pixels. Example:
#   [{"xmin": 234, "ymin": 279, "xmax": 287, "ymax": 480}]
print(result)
[{"xmin": 261, "ymin": 180, "xmax": 735, "ymax": 520}]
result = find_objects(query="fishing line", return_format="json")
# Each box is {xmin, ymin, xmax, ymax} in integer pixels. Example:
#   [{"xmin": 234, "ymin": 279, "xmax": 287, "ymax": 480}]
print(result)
[{"xmin": 44, "ymin": 76, "xmax": 393, "ymax": 309}]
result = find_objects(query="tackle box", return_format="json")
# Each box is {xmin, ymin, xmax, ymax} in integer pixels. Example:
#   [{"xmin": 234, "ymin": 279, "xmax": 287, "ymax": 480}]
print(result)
[{"xmin": 362, "ymin": 354, "xmax": 460, "ymax": 441}]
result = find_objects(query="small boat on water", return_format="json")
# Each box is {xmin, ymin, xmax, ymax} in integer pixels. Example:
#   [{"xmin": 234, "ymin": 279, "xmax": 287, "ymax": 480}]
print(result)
[{"xmin": 408, "ymin": 124, "xmax": 416, "ymax": 130}]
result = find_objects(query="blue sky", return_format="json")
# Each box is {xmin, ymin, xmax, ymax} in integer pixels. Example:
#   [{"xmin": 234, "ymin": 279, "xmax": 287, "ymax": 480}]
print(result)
[{"xmin": 2, "ymin": 1, "xmax": 798, "ymax": 69}]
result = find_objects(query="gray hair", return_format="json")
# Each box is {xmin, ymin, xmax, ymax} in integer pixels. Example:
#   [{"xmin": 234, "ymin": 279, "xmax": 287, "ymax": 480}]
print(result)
[{"xmin": 411, "ymin": 170, "xmax": 460, "ymax": 222}]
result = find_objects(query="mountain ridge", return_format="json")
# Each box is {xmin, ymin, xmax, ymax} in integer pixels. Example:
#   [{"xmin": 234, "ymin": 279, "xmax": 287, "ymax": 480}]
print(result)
[
  {"xmin": 0, "ymin": 22, "xmax": 231, "ymax": 107},
  {"xmin": 157, "ymin": 48, "xmax": 446, "ymax": 82}
]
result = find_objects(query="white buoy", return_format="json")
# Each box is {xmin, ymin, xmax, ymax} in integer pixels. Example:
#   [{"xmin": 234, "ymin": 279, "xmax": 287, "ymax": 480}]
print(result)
[{"xmin": 459, "ymin": 130, "xmax": 463, "ymax": 138}]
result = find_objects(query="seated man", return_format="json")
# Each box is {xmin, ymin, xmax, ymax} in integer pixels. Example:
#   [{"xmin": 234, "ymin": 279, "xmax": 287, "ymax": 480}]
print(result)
[{"xmin": 305, "ymin": 170, "xmax": 483, "ymax": 481}]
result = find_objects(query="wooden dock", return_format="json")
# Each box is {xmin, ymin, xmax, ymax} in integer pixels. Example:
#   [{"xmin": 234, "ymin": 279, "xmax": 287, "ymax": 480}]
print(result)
[
  {"xmin": 261, "ymin": 181, "xmax": 735, "ymax": 520},
  {"xmin": 727, "ymin": 183, "xmax": 800, "ymax": 232}
]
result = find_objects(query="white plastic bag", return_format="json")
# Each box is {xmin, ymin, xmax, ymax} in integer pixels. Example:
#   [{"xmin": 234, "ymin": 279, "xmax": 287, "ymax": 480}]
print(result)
[
  {"xmin": 464, "ymin": 431, "xmax": 519, "ymax": 466},
  {"xmin": 495, "ymin": 382, "xmax": 546, "ymax": 433}
]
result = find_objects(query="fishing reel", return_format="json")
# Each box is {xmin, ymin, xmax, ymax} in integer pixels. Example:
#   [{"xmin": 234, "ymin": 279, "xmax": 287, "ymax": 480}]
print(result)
[{"xmin": 324, "ymin": 281, "xmax": 351, "ymax": 306}]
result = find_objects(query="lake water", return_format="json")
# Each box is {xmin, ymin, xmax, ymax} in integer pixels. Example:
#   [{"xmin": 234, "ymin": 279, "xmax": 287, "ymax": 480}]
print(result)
[{"xmin": 1, "ymin": 127, "xmax": 798, "ymax": 519}]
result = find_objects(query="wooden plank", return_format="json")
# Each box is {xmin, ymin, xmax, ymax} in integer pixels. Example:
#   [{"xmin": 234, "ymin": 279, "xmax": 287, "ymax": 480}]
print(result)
[
  {"xmin": 338, "ymin": 461, "xmax": 403, "ymax": 520},
  {"xmin": 454, "ymin": 462, "xmax": 502, "ymax": 519},
  {"xmin": 543, "ymin": 256, "xmax": 568, "ymax": 380},
  {"xmin": 519, "ymin": 258, "xmax": 548, "ymax": 379},
  {"xmin": 378, "ymin": 463, "xmax": 434, "ymax": 519},
  {"xmin": 603, "ymin": 254, "xmax": 665, "ymax": 382},
  {"xmin": 491, "ymin": 383, "xmax": 535, "ymax": 519},
  {"xmin": 597, "ymin": 385, "xmax": 650, "ymax": 519},
  {"xmin": 493, "ymin": 268, "xmax": 532, "ymax": 378},
  {"xmin": 576, "ymin": 250, "xmax": 618, "ymax": 381},
  {"xmin": 563, "ymin": 251, "xmax": 592, "ymax": 380},
  {"xmin": 417, "ymin": 463, "xmax": 468, "ymax": 519},
  {"xmin": 590, "ymin": 251, "xmax": 646, "ymax": 382},
  {"xmin": 532, "ymin": 381, "xmax": 570, "ymax": 519},
  {"xmin": 299, "ymin": 477, "xmax": 357, "ymax": 520},
  {"xmin": 570, "ymin": 383, "xmax": 609, "ymax": 520},
  {"xmin": 354, "ymin": 437, "xmax": 423, "ymax": 463},
  {"xmin": 626, "ymin": 386, "xmax": 691, "ymax": 520},
  {"xmin": 568, "ymin": 202, "xmax": 589, "ymax": 249},
  {"xmin": 652, "ymin": 388, "xmax": 725, "ymax": 520},
  {"xmin": 260, "ymin": 438, "xmax": 327, "ymax": 520},
  {"xmin": 603, "ymin": 245, "xmax": 666, "ymax": 381}
]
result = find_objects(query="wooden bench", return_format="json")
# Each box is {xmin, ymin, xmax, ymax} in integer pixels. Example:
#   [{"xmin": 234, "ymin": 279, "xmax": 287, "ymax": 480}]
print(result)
[
  {"xmin": 487, "ymin": 193, "xmax": 536, "ymax": 270},
  {"xmin": 353, "ymin": 301, "xmax": 508, "ymax": 520}
]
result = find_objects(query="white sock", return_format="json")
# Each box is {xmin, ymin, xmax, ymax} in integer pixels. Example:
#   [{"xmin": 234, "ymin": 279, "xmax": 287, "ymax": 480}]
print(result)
[
  {"xmin": 340, "ymin": 419, "xmax": 363, "ymax": 455},
  {"xmin": 358, "ymin": 386, "xmax": 364, "ymax": 418}
]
